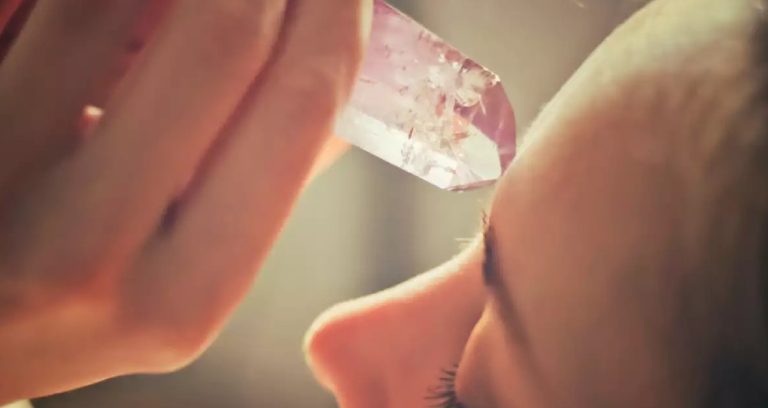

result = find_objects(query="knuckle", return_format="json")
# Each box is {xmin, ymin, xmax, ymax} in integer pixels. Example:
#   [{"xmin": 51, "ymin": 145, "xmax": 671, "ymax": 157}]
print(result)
[
  {"xmin": 278, "ymin": 0, "xmax": 370, "ymax": 99},
  {"xmin": 193, "ymin": 0, "xmax": 286, "ymax": 60},
  {"xmin": 2, "ymin": 252, "xmax": 104, "ymax": 303},
  {"xmin": 122, "ymin": 315, "xmax": 218, "ymax": 373},
  {"xmin": 140, "ymin": 339, "xmax": 206, "ymax": 373},
  {"xmin": 279, "ymin": 64, "xmax": 345, "ymax": 117},
  {"xmin": 205, "ymin": 0, "xmax": 284, "ymax": 29},
  {"xmin": 305, "ymin": 28, "xmax": 366, "ymax": 88},
  {"xmin": 101, "ymin": 325, "xmax": 192, "ymax": 374},
  {"xmin": 328, "ymin": 0, "xmax": 370, "ymax": 64},
  {"xmin": 116, "ymin": 264, "xmax": 221, "ymax": 372}
]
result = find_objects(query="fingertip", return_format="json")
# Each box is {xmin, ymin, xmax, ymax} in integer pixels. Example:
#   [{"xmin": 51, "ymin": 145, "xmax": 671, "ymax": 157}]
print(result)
[
  {"xmin": 359, "ymin": 0, "xmax": 373, "ymax": 57},
  {"xmin": 307, "ymin": 136, "xmax": 350, "ymax": 181},
  {"xmin": 303, "ymin": 298, "xmax": 377, "ymax": 394}
]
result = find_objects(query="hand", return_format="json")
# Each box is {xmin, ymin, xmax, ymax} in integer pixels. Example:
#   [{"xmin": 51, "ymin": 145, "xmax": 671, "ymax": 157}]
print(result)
[{"xmin": 0, "ymin": 0, "xmax": 369, "ymax": 402}]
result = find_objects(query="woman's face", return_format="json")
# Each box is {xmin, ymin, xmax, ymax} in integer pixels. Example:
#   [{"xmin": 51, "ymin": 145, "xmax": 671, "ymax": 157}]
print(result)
[{"xmin": 305, "ymin": 0, "xmax": 759, "ymax": 407}]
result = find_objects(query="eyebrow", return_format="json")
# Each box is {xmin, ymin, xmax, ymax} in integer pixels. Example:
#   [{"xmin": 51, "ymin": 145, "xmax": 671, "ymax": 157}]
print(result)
[{"xmin": 480, "ymin": 216, "xmax": 531, "ymax": 349}]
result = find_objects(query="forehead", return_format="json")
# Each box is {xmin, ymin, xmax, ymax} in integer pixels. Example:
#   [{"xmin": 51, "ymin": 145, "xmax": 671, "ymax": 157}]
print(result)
[
  {"xmin": 486, "ymin": 0, "xmax": 759, "ymax": 400},
  {"xmin": 496, "ymin": 0, "xmax": 758, "ymax": 224},
  {"xmin": 489, "ymin": 0, "xmax": 760, "ymax": 295}
]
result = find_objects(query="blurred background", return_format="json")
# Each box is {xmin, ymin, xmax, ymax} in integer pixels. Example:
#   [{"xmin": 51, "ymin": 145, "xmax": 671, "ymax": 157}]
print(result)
[{"xmin": 26, "ymin": 0, "xmax": 642, "ymax": 407}]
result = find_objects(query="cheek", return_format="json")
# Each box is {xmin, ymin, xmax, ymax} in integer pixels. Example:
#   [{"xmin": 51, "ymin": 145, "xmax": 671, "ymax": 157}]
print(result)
[
  {"xmin": 303, "ymin": 249, "xmax": 486, "ymax": 408},
  {"xmin": 458, "ymin": 305, "xmax": 551, "ymax": 408},
  {"xmin": 489, "ymin": 109, "xmax": 692, "ymax": 407}
]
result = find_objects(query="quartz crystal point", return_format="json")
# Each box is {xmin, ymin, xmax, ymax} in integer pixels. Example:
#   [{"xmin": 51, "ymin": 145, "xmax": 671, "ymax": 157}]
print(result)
[{"xmin": 335, "ymin": 0, "xmax": 517, "ymax": 191}]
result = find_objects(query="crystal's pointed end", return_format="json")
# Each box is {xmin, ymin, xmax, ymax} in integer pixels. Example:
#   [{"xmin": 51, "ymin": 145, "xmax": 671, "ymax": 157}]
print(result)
[{"xmin": 335, "ymin": 0, "xmax": 516, "ymax": 191}]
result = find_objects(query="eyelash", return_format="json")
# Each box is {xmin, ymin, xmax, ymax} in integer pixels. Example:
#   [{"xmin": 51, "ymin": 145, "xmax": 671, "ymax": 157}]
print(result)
[
  {"xmin": 480, "ymin": 209, "xmax": 496, "ymax": 285},
  {"xmin": 425, "ymin": 365, "xmax": 468, "ymax": 408}
]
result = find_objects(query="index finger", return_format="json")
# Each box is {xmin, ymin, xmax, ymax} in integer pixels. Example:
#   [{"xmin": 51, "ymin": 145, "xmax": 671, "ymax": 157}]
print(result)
[
  {"xmin": 125, "ymin": 0, "xmax": 372, "ymax": 358},
  {"xmin": 308, "ymin": 137, "xmax": 351, "ymax": 182},
  {"xmin": 11, "ymin": 0, "xmax": 289, "ymax": 288}
]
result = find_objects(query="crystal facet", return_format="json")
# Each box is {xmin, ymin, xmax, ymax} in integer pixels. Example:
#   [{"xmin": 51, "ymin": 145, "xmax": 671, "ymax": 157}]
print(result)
[{"xmin": 335, "ymin": 0, "xmax": 516, "ymax": 191}]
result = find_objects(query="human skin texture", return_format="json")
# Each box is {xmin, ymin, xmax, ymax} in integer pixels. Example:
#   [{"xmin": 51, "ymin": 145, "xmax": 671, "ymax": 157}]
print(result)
[
  {"xmin": 0, "ymin": 0, "xmax": 368, "ymax": 403},
  {"xmin": 305, "ymin": 1, "xmax": 768, "ymax": 407}
]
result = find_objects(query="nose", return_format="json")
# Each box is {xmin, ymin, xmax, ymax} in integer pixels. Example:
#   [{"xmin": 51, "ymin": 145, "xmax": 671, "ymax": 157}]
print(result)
[{"xmin": 303, "ymin": 244, "xmax": 487, "ymax": 408}]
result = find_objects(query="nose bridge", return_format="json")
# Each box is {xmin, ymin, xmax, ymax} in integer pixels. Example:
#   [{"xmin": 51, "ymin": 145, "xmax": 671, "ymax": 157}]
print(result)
[{"xmin": 303, "ymin": 244, "xmax": 487, "ymax": 401}]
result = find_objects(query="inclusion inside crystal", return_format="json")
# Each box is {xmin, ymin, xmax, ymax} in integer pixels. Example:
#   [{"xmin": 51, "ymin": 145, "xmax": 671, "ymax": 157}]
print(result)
[{"xmin": 334, "ymin": 0, "xmax": 516, "ymax": 191}]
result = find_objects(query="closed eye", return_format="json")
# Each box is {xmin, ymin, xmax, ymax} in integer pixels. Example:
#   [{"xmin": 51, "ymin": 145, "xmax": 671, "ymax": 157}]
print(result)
[
  {"xmin": 479, "ymin": 210, "xmax": 532, "ymax": 349},
  {"xmin": 481, "ymin": 211, "xmax": 501, "ymax": 287}
]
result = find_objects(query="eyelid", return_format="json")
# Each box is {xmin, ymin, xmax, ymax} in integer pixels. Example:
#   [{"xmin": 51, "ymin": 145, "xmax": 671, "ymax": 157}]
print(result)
[
  {"xmin": 479, "ymin": 211, "xmax": 532, "ymax": 352},
  {"xmin": 480, "ymin": 211, "xmax": 500, "ymax": 286}
]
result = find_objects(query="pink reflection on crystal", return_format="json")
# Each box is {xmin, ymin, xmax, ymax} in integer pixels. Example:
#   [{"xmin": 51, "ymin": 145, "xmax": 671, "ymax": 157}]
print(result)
[{"xmin": 335, "ymin": 0, "xmax": 516, "ymax": 191}]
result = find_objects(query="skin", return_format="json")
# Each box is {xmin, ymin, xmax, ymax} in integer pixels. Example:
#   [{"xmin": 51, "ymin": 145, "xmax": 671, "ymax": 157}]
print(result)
[
  {"xmin": 304, "ymin": 0, "xmax": 766, "ymax": 407},
  {"xmin": 0, "ymin": 0, "xmax": 369, "ymax": 403}
]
